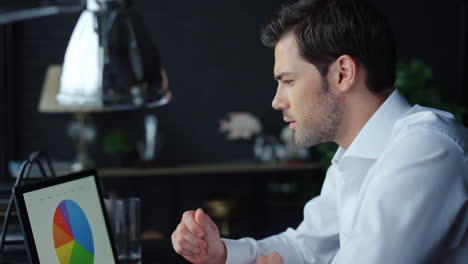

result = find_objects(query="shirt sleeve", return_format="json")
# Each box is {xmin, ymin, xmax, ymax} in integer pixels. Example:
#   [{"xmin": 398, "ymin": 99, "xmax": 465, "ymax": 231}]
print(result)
[
  {"xmin": 331, "ymin": 130, "xmax": 468, "ymax": 264},
  {"xmin": 223, "ymin": 167, "xmax": 341, "ymax": 264}
]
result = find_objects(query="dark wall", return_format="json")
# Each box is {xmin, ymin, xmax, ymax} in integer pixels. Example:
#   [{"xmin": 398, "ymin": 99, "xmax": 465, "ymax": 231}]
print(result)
[
  {"xmin": 375, "ymin": 0, "xmax": 465, "ymax": 101},
  {"xmin": 4, "ymin": 0, "xmax": 467, "ymax": 167},
  {"xmin": 0, "ymin": 24, "xmax": 14, "ymax": 177}
]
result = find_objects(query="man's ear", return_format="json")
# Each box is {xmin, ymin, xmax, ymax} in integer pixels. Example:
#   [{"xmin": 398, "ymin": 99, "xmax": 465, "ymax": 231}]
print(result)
[{"xmin": 329, "ymin": 55, "xmax": 357, "ymax": 93}]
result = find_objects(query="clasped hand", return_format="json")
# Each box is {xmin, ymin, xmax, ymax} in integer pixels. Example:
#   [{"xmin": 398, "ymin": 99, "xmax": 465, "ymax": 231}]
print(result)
[{"xmin": 171, "ymin": 208, "xmax": 284, "ymax": 264}]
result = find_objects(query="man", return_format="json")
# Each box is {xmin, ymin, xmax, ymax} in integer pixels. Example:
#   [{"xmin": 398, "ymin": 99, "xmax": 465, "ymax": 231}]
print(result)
[{"xmin": 171, "ymin": 0, "xmax": 468, "ymax": 263}]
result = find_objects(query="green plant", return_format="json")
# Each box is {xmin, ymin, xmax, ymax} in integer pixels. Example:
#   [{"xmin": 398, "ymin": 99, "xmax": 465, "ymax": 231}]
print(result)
[
  {"xmin": 103, "ymin": 130, "xmax": 135, "ymax": 157},
  {"xmin": 395, "ymin": 59, "xmax": 467, "ymax": 121},
  {"xmin": 315, "ymin": 142, "xmax": 338, "ymax": 168},
  {"xmin": 315, "ymin": 58, "xmax": 467, "ymax": 168}
]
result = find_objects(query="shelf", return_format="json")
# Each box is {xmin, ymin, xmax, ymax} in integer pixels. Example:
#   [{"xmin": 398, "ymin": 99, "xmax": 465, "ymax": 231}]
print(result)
[{"xmin": 98, "ymin": 162, "xmax": 322, "ymax": 178}]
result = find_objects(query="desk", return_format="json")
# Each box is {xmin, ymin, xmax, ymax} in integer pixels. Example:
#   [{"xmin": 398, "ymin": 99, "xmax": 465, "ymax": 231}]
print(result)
[
  {"xmin": 100, "ymin": 162, "xmax": 325, "ymax": 263},
  {"xmin": 0, "ymin": 240, "xmax": 186, "ymax": 264},
  {"xmin": 1, "ymin": 162, "xmax": 324, "ymax": 263}
]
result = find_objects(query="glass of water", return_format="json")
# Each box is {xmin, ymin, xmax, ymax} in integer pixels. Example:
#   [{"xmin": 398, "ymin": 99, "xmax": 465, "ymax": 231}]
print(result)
[{"xmin": 114, "ymin": 197, "xmax": 142, "ymax": 262}]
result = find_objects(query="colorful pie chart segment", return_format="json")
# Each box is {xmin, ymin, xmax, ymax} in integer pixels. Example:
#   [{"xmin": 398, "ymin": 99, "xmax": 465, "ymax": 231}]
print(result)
[{"xmin": 53, "ymin": 200, "xmax": 94, "ymax": 264}]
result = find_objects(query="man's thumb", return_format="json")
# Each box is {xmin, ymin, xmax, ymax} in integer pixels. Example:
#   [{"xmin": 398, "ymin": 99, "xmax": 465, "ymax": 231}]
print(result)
[{"xmin": 195, "ymin": 208, "xmax": 217, "ymax": 233}]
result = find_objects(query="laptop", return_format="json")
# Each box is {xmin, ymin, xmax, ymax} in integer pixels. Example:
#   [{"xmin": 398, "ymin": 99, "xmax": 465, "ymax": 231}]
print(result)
[{"xmin": 13, "ymin": 169, "xmax": 118, "ymax": 264}]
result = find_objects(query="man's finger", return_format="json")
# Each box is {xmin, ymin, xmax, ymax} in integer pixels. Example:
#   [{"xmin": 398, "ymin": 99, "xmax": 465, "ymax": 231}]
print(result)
[
  {"xmin": 182, "ymin": 229, "xmax": 207, "ymax": 249},
  {"xmin": 254, "ymin": 255, "xmax": 266, "ymax": 264},
  {"xmin": 173, "ymin": 237, "xmax": 204, "ymax": 256},
  {"xmin": 180, "ymin": 249, "xmax": 194, "ymax": 256},
  {"xmin": 254, "ymin": 252, "xmax": 284, "ymax": 264},
  {"xmin": 268, "ymin": 252, "xmax": 284, "ymax": 263},
  {"xmin": 182, "ymin": 210, "xmax": 205, "ymax": 237},
  {"xmin": 195, "ymin": 208, "xmax": 218, "ymax": 232},
  {"xmin": 172, "ymin": 225, "xmax": 205, "ymax": 255}
]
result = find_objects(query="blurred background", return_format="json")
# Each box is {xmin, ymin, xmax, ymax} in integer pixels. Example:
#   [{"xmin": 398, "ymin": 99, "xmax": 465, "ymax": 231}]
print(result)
[
  {"xmin": 0, "ymin": 0, "xmax": 466, "ymax": 263},
  {"xmin": 1, "ymin": 0, "xmax": 466, "ymax": 168}
]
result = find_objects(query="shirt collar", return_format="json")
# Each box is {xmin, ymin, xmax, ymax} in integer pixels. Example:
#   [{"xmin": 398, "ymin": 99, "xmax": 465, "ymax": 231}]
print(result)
[{"xmin": 332, "ymin": 89, "xmax": 411, "ymax": 165}]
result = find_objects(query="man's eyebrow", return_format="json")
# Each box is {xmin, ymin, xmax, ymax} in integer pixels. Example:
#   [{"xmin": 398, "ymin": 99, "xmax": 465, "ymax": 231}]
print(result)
[{"xmin": 274, "ymin": 72, "xmax": 293, "ymax": 81}]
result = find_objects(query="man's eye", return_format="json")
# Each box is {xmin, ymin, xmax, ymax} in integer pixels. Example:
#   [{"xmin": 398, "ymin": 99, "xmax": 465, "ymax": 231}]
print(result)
[{"xmin": 284, "ymin": 80, "xmax": 294, "ymax": 86}]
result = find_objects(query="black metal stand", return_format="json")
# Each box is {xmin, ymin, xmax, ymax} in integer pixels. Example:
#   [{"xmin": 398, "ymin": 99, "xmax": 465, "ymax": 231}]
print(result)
[{"xmin": 0, "ymin": 151, "xmax": 56, "ymax": 253}]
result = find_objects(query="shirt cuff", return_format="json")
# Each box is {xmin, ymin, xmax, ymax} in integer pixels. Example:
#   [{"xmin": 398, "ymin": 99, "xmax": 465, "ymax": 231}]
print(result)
[{"xmin": 222, "ymin": 238, "xmax": 257, "ymax": 264}]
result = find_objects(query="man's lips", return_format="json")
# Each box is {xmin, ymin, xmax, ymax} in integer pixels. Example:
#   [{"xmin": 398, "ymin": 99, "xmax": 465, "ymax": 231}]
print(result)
[
  {"xmin": 288, "ymin": 121, "xmax": 297, "ymax": 130},
  {"xmin": 284, "ymin": 117, "xmax": 297, "ymax": 129}
]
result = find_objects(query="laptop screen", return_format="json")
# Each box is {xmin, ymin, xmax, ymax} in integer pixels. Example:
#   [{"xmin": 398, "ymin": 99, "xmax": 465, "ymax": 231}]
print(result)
[{"xmin": 15, "ymin": 172, "xmax": 117, "ymax": 264}]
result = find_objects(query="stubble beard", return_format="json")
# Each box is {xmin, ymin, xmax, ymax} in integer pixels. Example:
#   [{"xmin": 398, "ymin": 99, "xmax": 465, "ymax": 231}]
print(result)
[{"xmin": 294, "ymin": 78, "xmax": 343, "ymax": 148}]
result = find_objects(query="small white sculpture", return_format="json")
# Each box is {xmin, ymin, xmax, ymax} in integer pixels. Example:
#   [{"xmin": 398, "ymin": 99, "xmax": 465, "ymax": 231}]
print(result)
[
  {"xmin": 219, "ymin": 112, "xmax": 263, "ymax": 140},
  {"xmin": 219, "ymin": 113, "xmax": 309, "ymax": 163}
]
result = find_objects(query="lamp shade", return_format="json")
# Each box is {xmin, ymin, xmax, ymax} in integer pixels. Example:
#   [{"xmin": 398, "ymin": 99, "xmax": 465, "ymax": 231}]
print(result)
[
  {"xmin": 39, "ymin": 65, "xmax": 71, "ymax": 113},
  {"xmin": 57, "ymin": 0, "xmax": 171, "ymax": 112}
]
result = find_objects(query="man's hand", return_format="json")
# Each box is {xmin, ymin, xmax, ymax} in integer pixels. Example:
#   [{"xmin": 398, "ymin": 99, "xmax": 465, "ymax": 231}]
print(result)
[
  {"xmin": 172, "ymin": 208, "xmax": 227, "ymax": 264},
  {"xmin": 254, "ymin": 252, "xmax": 284, "ymax": 264}
]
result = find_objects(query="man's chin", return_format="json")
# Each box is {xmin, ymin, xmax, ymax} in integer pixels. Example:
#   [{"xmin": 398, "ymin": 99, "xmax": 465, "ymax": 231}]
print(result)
[{"xmin": 295, "ymin": 135, "xmax": 318, "ymax": 148}]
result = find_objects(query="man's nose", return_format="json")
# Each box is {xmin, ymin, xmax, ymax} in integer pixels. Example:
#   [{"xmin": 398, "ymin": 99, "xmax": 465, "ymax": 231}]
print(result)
[{"xmin": 272, "ymin": 87, "xmax": 289, "ymax": 110}]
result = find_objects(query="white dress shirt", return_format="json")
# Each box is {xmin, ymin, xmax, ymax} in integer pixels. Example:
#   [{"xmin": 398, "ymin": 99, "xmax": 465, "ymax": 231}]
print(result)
[{"xmin": 223, "ymin": 89, "xmax": 468, "ymax": 264}]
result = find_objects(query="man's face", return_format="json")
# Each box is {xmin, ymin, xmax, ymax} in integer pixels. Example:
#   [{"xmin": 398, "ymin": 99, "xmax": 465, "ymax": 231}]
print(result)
[{"xmin": 272, "ymin": 32, "xmax": 343, "ymax": 148}]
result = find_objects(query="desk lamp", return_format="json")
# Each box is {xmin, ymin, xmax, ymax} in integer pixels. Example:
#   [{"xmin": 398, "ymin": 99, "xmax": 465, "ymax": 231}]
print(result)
[{"xmin": 3, "ymin": 0, "xmax": 172, "ymax": 170}]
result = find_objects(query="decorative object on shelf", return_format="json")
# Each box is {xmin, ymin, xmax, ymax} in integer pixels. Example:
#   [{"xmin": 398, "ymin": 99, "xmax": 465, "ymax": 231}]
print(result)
[
  {"xmin": 39, "ymin": 0, "xmax": 172, "ymax": 171},
  {"xmin": 253, "ymin": 127, "xmax": 310, "ymax": 164},
  {"xmin": 220, "ymin": 112, "xmax": 311, "ymax": 164},
  {"xmin": 203, "ymin": 196, "xmax": 239, "ymax": 237},
  {"xmin": 219, "ymin": 112, "xmax": 278, "ymax": 163},
  {"xmin": 137, "ymin": 114, "xmax": 159, "ymax": 162},
  {"xmin": 278, "ymin": 125, "xmax": 310, "ymax": 162},
  {"xmin": 219, "ymin": 112, "xmax": 263, "ymax": 140},
  {"xmin": 253, "ymin": 134, "xmax": 282, "ymax": 164}
]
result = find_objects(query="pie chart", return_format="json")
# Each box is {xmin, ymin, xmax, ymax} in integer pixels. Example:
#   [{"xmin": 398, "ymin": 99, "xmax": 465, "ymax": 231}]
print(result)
[{"xmin": 53, "ymin": 200, "xmax": 94, "ymax": 264}]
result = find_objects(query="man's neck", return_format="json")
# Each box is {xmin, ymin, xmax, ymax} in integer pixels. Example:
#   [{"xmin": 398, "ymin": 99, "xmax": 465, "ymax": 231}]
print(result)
[{"xmin": 334, "ymin": 88, "xmax": 393, "ymax": 150}]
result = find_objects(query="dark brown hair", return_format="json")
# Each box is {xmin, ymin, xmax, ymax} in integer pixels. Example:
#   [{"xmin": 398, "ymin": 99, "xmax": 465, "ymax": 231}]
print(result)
[{"xmin": 261, "ymin": 0, "xmax": 396, "ymax": 95}]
